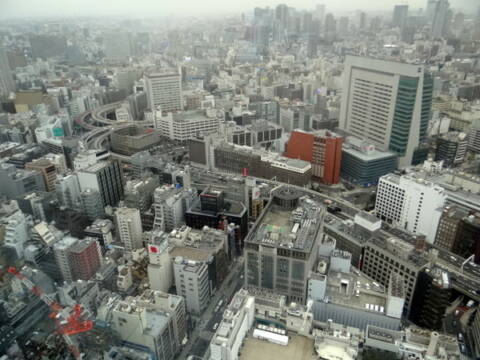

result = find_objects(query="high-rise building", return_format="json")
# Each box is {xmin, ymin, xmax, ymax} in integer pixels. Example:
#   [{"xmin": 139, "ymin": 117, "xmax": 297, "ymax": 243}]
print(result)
[
  {"xmin": 362, "ymin": 236, "xmax": 427, "ymax": 316},
  {"xmin": 53, "ymin": 236, "xmax": 102, "ymax": 282},
  {"xmin": 244, "ymin": 187, "xmax": 322, "ymax": 304},
  {"xmin": 81, "ymin": 189, "xmax": 105, "ymax": 221},
  {"xmin": 145, "ymin": 71, "xmax": 183, "ymax": 113},
  {"xmin": 324, "ymin": 13, "xmax": 337, "ymax": 40},
  {"xmin": 430, "ymin": 0, "xmax": 450, "ymax": 38},
  {"xmin": 338, "ymin": 17, "xmax": 350, "ymax": 35},
  {"xmin": 284, "ymin": 129, "xmax": 343, "ymax": 184},
  {"xmin": 77, "ymin": 160, "xmax": 124, "ymax": 207},
  {"xmin": 0, "ymin": 47, "xmax": 15, "ymax": 97},
  {"xmin": 392, "ymin": 5, "xmax": 409, "ymax": 29},
  {"xmin": 115, "ymin": 207, "xmax": 143, "ymax": 252},
  {"xmin": 173, "ymin": 257, "xmax": 210, "ymax": 315},
  {"xmin": 375, "ymin": 173, "xmax": 446, "ymax": 243},
  {"xmin": 339, "ymin": 55, "xmax": 433, "ymax": 167},
  {"xmin": 2, "ymin": 210, "xmax": 29, "ymax": 258},
  {"xmin": 435, "ymin": 207, "xmax": 480, "ymax": 262},
  {"xmin": 409, "ymin": 268, "xmax": 452, "ymax": 330},
  {"xmin": 153, "ymin": 185, "xmax": 196, "ymax": 232},
  {"xmin": 315, "ymin": 4, "xmax": 326, "ymax": 25},
  {"xmin": 67, "ymin": 237, "xmax": 103, "ymax": 281},
  {"xmin": 25, "ymin": 159, "xmax": 57, "ymax": 192}
]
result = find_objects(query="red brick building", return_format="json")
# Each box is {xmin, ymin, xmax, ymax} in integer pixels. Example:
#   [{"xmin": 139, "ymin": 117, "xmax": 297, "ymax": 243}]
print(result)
[
  {"xmin": 285, "ymin": 130, "xmax": 343, "ymax": 184},
  {"xmin": 68, "ymin": 237, "xmax": 103, "ymax": 281}
]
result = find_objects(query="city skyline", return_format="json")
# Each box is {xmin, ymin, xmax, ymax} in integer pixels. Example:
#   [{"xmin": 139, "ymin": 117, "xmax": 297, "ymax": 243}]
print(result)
[{"xmin": 1, "ymin": 0, "xmax": 478, "ymax": 18}]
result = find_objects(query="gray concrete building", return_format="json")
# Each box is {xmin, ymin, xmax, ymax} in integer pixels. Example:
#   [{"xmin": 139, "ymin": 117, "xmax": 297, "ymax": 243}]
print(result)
[{"xmin": 244, "ymin": 187, "xmax": 324, "ymax": 304}]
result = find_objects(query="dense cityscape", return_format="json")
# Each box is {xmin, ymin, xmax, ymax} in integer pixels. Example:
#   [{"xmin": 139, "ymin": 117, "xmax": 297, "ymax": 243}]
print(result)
[{"xmin": 0, "ymin": 0, "xmax": 480, "ymax": 359}]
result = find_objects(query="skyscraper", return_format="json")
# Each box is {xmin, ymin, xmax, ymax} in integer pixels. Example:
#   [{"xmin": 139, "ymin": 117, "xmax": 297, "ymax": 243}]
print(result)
[
  {"xmin": 315, "ymin": 4, "xmax": 326, "ymax": 25},
  {"xmin": 392, "ymin": 5, "xmax": 409, "ymax": 29},
  {"xmin": 115, "ymin": 207, "xmax": 143, "ymax": 252},
  {"xmin": 339, "ymin": 55, "xmax": 433, "ymax": 167},
  {"xmin": 430, "ymin": 0, "xmax": 450, "ymax": 38},
  {"xmin": 145, "ymin": 70, "xmax": 183, "ymax": 113},
  {"xmin": 77, "ymin": 160, "xmax": 124, "ymax": 207},
  {"xmin": 0, "ymin": 47, "xmax": 15, "ymax": 97}
]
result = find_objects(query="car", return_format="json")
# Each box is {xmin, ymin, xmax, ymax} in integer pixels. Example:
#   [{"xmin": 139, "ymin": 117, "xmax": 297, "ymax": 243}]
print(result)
[
  {"xmin": 458, "ymin": 333, "xmax": 464, "ymax": 342},
  {"xmin": 213, "ymin": 323, "xmax": 219, "ymax": 330},
  {"xmin": 459, "ymin": 344, "xmax": 466, "ymax": 354}
]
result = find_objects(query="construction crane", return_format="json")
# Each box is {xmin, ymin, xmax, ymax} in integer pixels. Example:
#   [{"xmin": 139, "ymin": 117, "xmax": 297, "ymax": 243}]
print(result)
[{"xmin": 7, "ymin": 266, "xmax": 94, "ymax": 359}]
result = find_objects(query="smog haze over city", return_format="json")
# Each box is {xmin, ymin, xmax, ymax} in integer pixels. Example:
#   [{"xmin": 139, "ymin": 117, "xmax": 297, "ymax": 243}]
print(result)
[
  {"xmin": 1, "ymin": 0, "xmax": 480, "ymax": 360},
  {"xmin": 1, "ymin": 0, "xmax": 478, "ymax": 17}
]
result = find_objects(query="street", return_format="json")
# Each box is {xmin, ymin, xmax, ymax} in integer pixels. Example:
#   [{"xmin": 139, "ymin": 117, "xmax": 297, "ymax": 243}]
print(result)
[{"xmin": 178, "ymin": 256, "xmax": 245, "ymax": 360}]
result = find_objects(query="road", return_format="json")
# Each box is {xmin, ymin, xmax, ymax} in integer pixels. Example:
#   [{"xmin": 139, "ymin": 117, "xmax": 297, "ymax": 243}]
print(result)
[{"xmin": 178, "ymin": 256, "xmax": 245, "ymax": 360}]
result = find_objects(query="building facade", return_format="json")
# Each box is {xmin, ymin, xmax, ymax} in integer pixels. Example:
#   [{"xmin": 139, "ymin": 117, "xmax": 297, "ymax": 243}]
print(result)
[
  {"xmin": 145, "ymin": 71, "xmax": 183, "ymax": 113},
  {"xmin": 375, "ymin": 174, "xmax": 446, "ymax": 242},
  {"xmin": 339, "ymin": 55, "xmax": 432, "ymax": 167},
  {"xmin": 285, "ymin": 130, "xmax": 343, "ymax": 184}
]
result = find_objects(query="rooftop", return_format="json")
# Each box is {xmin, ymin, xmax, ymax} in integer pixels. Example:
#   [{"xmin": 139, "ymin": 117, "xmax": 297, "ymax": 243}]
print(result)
[
  {"xmin": 239, "ymin": 335, "xmax": 314, "ymax": 360},
  {"xmin": 325, "ymin": 269, "xmax": 387, "ymax": 313},
  {"xmin": 247, "ymin": 194, "xmax": 322, "ymax": 253}
]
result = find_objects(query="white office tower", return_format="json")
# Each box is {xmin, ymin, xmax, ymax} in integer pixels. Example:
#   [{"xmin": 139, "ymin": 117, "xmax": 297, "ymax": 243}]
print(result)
[
  {"xmin": 0, "ymin": 47, "xmax": 15, "ymax": 96},
  {"xmin": 3, "ymin": 210, "xmax": 29, "ymax": 258},
  {"xmin": 339, "ymin": 55, "xmax": 433, "ymax": 167},
  {"xmin": 145, "ymin": 70, "xmax": 183, "ymax": 113},
  {"xmin": 115, "ymin": 207, "xmax": 143, "ymax": 252},
  {"xmin": 375, "ymin": 173, "xmax": 446, "ymax": 242},
  {"xmin": 147, "ymin": 232, "xmax": 173, "ymax": 292},
  {"xmin": 173, "ymin": 257, "xmax": 210, "ymax": 315}
]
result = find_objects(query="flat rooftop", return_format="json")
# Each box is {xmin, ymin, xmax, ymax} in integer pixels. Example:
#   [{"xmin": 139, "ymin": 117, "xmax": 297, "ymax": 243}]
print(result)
[
  {"xmin": 170, "ymin": 246, "xmax": 212, "ymax": 262},
  {"xmin": 239, "ymin": 334, "xmax": 315, "ymax": 360},
  {"xmin": 326, "ymin": 270, "xmax": 387, "ymax": 312},
  {"xmin": 248, "ymin": 196, "xmax": 322, "ymax": 253}
]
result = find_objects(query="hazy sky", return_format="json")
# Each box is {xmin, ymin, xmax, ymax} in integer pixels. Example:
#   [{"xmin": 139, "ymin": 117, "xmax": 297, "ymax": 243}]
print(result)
[{"xmin": 1, "ymin": 0, "xmax": 477, "ymax": 18}]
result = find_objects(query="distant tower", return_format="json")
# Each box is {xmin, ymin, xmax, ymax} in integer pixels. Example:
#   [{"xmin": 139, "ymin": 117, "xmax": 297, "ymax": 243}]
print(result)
[
  {"xmin": 0, "ymin": 47, "xmax": 15, "ymax": 96},
  {"xmin": 392, "ymin": 5, "xmax": 409, "ymax": 29},
  {"xmin": 431, "ymin": 0, "xmax": 450, "ymax": 37}
]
